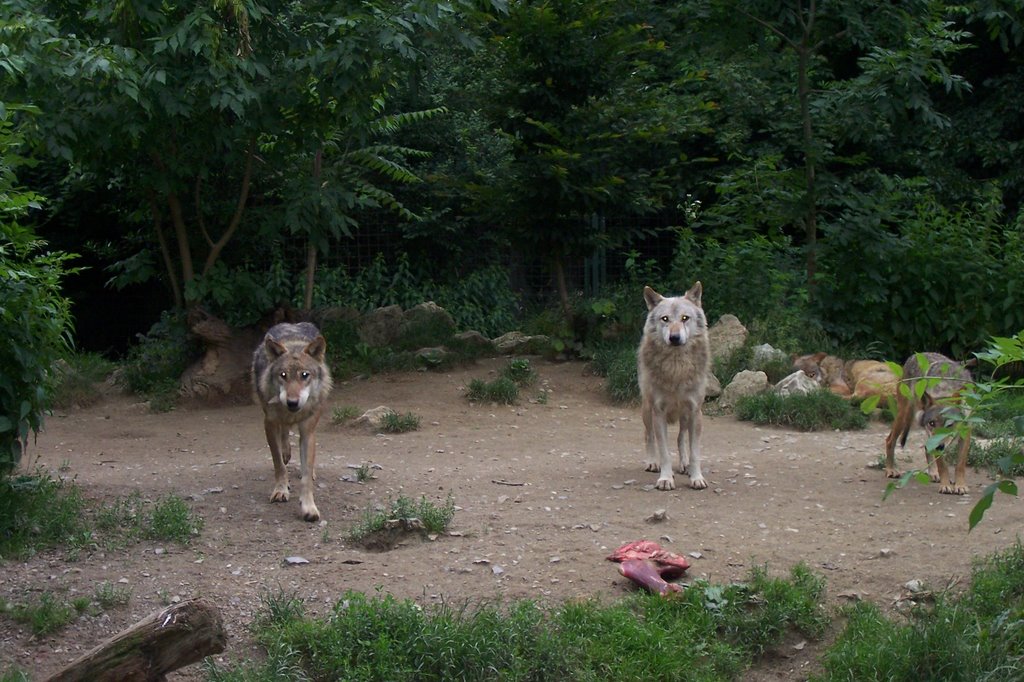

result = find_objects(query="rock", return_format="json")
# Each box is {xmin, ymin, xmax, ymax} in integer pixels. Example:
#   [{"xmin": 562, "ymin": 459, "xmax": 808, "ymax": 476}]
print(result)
[
  {"xmin": 904, "ymin": 579, "xmax": 924, "ymax": 593},
  {"xmin": 492, "ymin": 331, "xmax": 551, "ymax": 355},
  {"xmin": 774, "ymin": 370, "xmax": 821, "ymax": 397},
  {"xmin": 449, "ymin": 330, "xmax": 493, "ymax": 354},
  {"xmin": 705, "ymin": 372, "xmax": 723, "ymax": 399},
  {"xmin": 752, "ymin": 343, "xmax": 788, "ymax": 366},
  {"xmin": 285, "ymin": 556, "xmax": 309, "ymax": 565},
  {"xmin": 718, "ymin": 370, "xmax": 769, "ymax": 408},
  {"xmin": 707, "ymin": 314, "xmax": 748, "ymax": 362},
  {"xmin": 402, "ymin": 302, "xmax": 457, "ymax": 345},
  {"xmin": 358, "ymin": 305, "xmax": 404, "ymax": 347},
  {"xmin": 645, "ymin": 509, "xmax": 669, "ymax": 523},
  {"xmin": 354, "ymin": 406, "xmax": 394, "ymax": 430}
]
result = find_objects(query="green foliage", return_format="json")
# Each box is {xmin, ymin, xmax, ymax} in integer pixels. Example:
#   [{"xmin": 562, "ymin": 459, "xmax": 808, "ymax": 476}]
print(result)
[
  {"xmin": 501, "ymin": 358, "xmax": 536, "ymax": 386},
  {"xmin": 144, "ymin": 494, "xmax": 204, "ymax": 544},
  {"xmin": 121, "ymin": 311, "xmax": 196, "ymax": 410},
  {"xmin": 735, "ymin": 391, "xmax": 869, "ymax": 432},
  {"xmin": 671, "ymin": 231, "xmax": 813, "ymax": 351},
  {"xmin": 465, "ymin": 377, "xmax": 519, "ymax": 405},
  {"xmin": 816, "ymin": 542, "xmax": 1024, "ymax": 681},
  {"xmin": 591, "ymin": 343, "xmax": 640, "ymax": 405},
  {"xmin": 347, "ymin": 493, "xmax": 456, "ymax": 546},
  {"xmin": 378, "ymin": 411, "xmax": 421, "ymax": 434},
  {"xmin": 208, "ymin": 562, "xmax": 828, "ymax": 680},
  {"xmin": 820, "ymin": 194, "xmax": 1024, "ymax": 358},
  {"xmin": 0, "ymin": 472, "xmax": 90, "ymax": 560},
  {"xmin": 0, "ymin": 106, "xmax": 77, "ymax": 471}
]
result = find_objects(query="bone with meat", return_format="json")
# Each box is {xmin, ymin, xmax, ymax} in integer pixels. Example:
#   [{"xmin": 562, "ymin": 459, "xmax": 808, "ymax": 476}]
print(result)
[{"xmin": 606, "ymin": 540, "xmax": 690, "ymax": 595}]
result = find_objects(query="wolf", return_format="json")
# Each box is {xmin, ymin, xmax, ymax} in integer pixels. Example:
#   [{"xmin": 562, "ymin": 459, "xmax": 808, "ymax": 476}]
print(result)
[
  {"xmin": 791, "ymin": 352, "xmax": 851, "ymax": 396},
  {"xmin": 637, "ymin": 283, "xmax": 712, "ymax": 491},
  {"xmin": 883, "ymin": 352, "xmax": 973, "ymax": 494},
  {"xmin": 252, "ymin": 322, "xmax": 333, "ymax": 521}
]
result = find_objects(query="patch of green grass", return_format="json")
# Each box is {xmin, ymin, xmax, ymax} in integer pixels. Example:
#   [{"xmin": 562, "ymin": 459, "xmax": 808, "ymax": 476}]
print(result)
[
  {"xmin": 591, "ymin": 343, "xmax": 640, "ymax": 405},
  {"xmin": 5, "ymin": 592, "xmax": 77, "ymax": 635},
  {"xmin": 94, "ymin": 490, "xmax": 144, "ymax": 540},
  {"xmin": 735, "ymin": 391, "xmax": 868, "ymax": 431},
  {"xmin": 379, "ymin": 410, "xmax": 421, "ymax": 434},
  {"xmin": 71, "ymin": 595, "xmax": 92, "ymax": 614},
  {"xmin": 94, "ymin": 581, "xmax": 132, "ymax": 609},
  {"xmin": 208, "ymin": 562, "xmax": 829, "ymax": 681},
  {"xmin": 0, "ymin": 667, "xmax": 32, "ymax": 682},
  {"xmin": 502, "ymin": 357, "xmax": 537, "ymax": 386},
  {"xmin": 969, "ymin": 436, "xmax": 1024, "ymax": 476},
  {"xmin": 347, "ymin": 493, "xmax": 456, "ymax": 546},
  {"xmin": 465, "ymin": 377, "xmax": 519, "ymax": 404},
  {"xmin": 0, "ymin": 472, "xmax": 91, "ymax": 560},
  {"xmin": 331, "ymin": 404, "xmax": 362, "ymax": 425},
  {"xmin": 816, "ymin": 542, "xmax": 1024, "ymax": 681},
  {"xmin": 145, "ymin": 494, "xmax": 204, "ymax": 544}
]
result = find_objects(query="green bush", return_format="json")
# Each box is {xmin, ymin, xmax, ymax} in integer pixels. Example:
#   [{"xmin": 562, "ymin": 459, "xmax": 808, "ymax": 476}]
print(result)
[
  {"xmin": 121, "ymin": 311, "xmax": 197, "ymax": 409},
  {"xmin": 591, "ymin": 343, "xmax": 640, "ymax": 405},
  {"xmin": 465, "ymin": 377, "xmax": 519, "ymax": 404}
]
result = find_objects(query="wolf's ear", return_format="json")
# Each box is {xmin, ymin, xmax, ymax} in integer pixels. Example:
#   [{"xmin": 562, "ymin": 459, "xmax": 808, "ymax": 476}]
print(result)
[
  {"xmin": 643, "ymin": 286, "xmax": 662, "ymax": 311},
  {"xmin": 920, "ymin": 391, "xmax": 934, "ymax": 410},
  {"xmin": 812, "ymin": 351, "xmax": 828, "ymax": 363},
  {"xmin": 685, "ymin": 281, "xmax": 702, "ymax": 306},
  {"xmin": 266, "ymin": 338, "xmax": 288, "ymax": 358},
  {"xmin": 305, "ymin": 335, "xmax": 327, "ymax": 361}
]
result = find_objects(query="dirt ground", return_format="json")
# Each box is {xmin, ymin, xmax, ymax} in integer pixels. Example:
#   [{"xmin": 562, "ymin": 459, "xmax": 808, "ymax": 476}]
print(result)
[{"xmin": 3, "ymin": 356, "xmax": 1023, "ymax": 680}]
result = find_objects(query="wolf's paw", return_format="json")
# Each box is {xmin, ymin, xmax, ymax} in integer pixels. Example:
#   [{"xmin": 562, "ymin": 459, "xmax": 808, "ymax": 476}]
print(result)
[
  {"xmin": 270, "ymin": 487, "xmax": 290, "ymax": 503},
  {"xmin": 655, "ymin": 477, "xmax": 675, "ymax": 491},
  {"xmin": 885, "ymin": 467, "xmax": 901, "ymax": 479},
  {"xmin": 939, "ymin": 483, "xmax": 968, "ymax": 495},
  {"xmin": 689, "ymin": 476, "xmax": 707, "ymax": 490},
  {"xmin": 283, "ymin": 449, "xmax": 292, "ymax": 466},
  {"xmin": 928, "ymin": 470, "xmax": 941, "ymax": 482},
  {"xmin": 644, "ymin": 462, "xmax": 659, "ymax": 473},
  {"xmin": 301, "ymin": 503, "xmax": 321, "ymax": 522}
]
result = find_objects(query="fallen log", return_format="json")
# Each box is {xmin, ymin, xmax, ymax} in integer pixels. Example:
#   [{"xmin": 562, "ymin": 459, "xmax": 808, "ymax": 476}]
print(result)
[{"xmin": 45, "ymin": 598, "xmax": 227, "ymax": 682}]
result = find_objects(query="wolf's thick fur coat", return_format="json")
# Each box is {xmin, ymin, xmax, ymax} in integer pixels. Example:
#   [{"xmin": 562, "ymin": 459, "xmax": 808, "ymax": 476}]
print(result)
[
  {"xmin": 637, "ymin": 282, "xmax": 711, "ymax": 491},
  {"xmin": 252, "ymin": 322, "xmax": 333, "ymax": 521}
]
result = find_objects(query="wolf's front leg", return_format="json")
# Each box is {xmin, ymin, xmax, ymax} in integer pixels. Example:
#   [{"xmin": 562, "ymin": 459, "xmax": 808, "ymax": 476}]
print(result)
[
  {"xmin": 297, "ymin": 417, "xmax": 321, "ymax": 522},
  {"xmin": 653, "ymin": 413, "xmax": 676, "ymax": 491},
  {"xmin": 686, "ymin": 409, "xmax": 707, "ymax": 490},
  {"xmin": 265, "ymin": 420, "xmax": 290, "ymax": 503}
]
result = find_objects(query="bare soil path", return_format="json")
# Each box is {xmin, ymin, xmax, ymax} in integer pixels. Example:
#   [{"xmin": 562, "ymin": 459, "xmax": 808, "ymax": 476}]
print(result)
[{"xmin": 3, "ymin": 356, "xmax": 1022, "ymax": 680}]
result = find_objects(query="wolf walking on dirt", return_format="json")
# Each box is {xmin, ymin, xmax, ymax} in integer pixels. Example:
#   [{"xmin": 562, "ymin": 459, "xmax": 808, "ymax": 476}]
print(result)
[
  {"xmin": 252, "ymin": 322, "xmax": 333, "ymax": 521},
  {"xmin": 884, "ymin": 352, "xmax": 973, "ymax": 495},
  {"xmin": 637, "ymin": 283, "xmax": 712, "ymax": 491}
]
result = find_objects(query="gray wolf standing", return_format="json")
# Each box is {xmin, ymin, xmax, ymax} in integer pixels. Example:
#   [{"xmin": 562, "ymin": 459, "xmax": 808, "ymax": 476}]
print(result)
[
  {"xmin": 252, "ymin": 322, "xmax": 333, "ymax": 521},
  {"xmin": 883, "ymin": 352, "xmax": 973, "ymax": 494},
  {"xmin": 637, "ymin": 283, "xmax": 712, "ymax": 491}
]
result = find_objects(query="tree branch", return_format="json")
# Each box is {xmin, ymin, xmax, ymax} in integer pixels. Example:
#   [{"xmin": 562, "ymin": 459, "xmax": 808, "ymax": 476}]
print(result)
[
  {"xmin": 149, "ymin": 193, "xmax": 183, "ymax": 308},
  {"xmin": 201, "ymin": 140, "xmax": 255, "ymax": 278},
  {"xmin": 195, "ymin": 176, "xmax": 213, "ymax": 248}
]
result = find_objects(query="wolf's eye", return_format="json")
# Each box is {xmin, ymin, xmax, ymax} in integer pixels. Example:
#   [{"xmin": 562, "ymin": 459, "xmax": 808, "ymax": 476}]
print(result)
[
  {"xmin": 660, "ymin": 315, "xmax": 670, "ymax": 322},
  {"xmin": 681, "ymin": 315, "xmax": 689, "ymax": 322},
  {"xmin": 280, "ymin": 372, "xmax": 287, "ymax": 379},
  {"xmin": 301, "ymin": 371, "xmax": 310, "ymax": 380}
]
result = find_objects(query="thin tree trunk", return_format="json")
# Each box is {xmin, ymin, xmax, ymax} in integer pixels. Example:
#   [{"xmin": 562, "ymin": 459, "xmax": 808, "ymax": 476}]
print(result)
[
  {"xmin": 304, "ymin": 147, "xmax": 323, "ymax": 311},
  {"xmin": 553, "ymin": 257, "xmax": 572, "ymax": 323},
  {"xmin": 149, "ymin": 194, "xmax": 182, "ymax": 308},
  {"xmin": 201, "ymin": 140, "xmax": 256, "ymax": 278},
  {"xmin": 166, "ymin": 191, "xmax": 194, "ymax": 286}
]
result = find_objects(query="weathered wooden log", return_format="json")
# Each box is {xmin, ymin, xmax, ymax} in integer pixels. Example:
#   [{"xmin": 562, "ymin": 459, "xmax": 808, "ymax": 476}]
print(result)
[{"xmin": 45, "ymin": 598, "xmax": 227, "ymax": 682}]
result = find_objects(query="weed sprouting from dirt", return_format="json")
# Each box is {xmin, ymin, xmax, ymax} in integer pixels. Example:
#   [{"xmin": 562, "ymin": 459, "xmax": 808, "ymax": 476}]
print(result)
[
  {"xmin": 379, "ymin": 410, "xmax": 421, "ymax": 433},
  {"xmin": 347, "ymin": 493, "xmax": 456, "ymax": 549}
]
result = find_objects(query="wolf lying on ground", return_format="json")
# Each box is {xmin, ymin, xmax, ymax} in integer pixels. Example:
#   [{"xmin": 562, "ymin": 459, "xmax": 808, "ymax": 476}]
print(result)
[
  {"xmin": 251, "ymin": 322, "xmax": 333, "ymax": 521},
  {"xmin": 637, "ymin": 283, "xmax": 711, "ymax": 491},
  {"xmin": 791, "ymin": 353, "xmax": 898, "ymax": 399}
]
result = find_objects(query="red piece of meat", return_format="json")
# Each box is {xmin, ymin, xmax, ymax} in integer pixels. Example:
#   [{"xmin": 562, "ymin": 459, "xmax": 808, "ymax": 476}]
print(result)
[{"xmin": 607, "ymin": 540, "xmax": 690, "ymax": 596}]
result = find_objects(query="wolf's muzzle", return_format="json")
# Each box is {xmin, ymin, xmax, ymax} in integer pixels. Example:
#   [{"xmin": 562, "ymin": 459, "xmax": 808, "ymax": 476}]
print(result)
[
  {"xmin": 286, "ymin": 399, "xmax": 301, "ymax": 412},
  {"xmin": 669, "ymin": 335, "xmax": 683, "ymax": 346}
]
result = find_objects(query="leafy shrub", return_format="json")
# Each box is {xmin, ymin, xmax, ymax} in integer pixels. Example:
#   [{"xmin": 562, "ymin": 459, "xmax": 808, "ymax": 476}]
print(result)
[
  {"xmin": 51, "ymin": 353, "xmax": 116, "ymax": 409},
  {"xmin": 145, "ymin": 494, "xmax": 204, "ymax": 544},
  {"xmin": 591, "ymin": 343, "xmax": 640, "ymax": 405},
  {"xmin": 735, "ymin": 391, "xmax": 868, "ymax": 431},
  {"xmin": 347, "ymin": 493, "xmax": 456, "ymax": 546},
  {"xmin": 502, "ymin": 358, "xmax": 536, "ymax": 385},
  {"xmin": 121, "ymin": 311, "xmax": 197, "ymax": 410}
]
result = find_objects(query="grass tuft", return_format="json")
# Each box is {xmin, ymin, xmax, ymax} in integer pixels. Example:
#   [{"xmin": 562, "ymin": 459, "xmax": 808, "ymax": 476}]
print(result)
[
  {"xmin": 145, "ymin": 494, "xmax": 204, "ymax": 544},
  {"xmin": 465, "ymin": 377, "xmax": 519, "ymax": 404},
  {"xmin": 0, "ymin": 472, "xmax": 90, "ymax": 560},
  {"xmin": 378, "ymin": 410, "xmax": 421, "ymax": 433},
  {"xmin": 347, "ymin": 493, "xmax": 456, "ymax": 547},
  {"xmin": 735, "ymin": 391, "xmax": 868, "ymax": 431}
]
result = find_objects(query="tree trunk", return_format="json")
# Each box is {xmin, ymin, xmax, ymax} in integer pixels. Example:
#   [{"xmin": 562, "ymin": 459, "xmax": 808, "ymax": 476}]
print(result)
[
  {"xmin": 304, "ymin": 147, "xmax": 324, "ymax": 312},
  {"xmin": 553, "ymin": 257, "xmax": 572, "ymax": 323},
  {"xmin": 45, "ymin": 598, "xmax": 226, "ymax": 682}
]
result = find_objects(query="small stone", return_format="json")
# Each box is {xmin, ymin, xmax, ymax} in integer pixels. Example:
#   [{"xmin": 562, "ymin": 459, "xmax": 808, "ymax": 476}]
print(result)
[
  {"xmin": 491, "ymin": 565, "xmax": 505, "ymax": 576},
  {"xmin": 285, "ymin": 556, "xmax": 310, "ymax": 566},
  {"xmin": 879, "ymin": 548, "xmax": 894, "ymax": 558},
  {"xmin": 646, "ymin": 509, "xmax": 669, "ymax": 523},
  {"xmin": 904, "ymin": 579, "xmax": 924, "ymax": 593}
]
